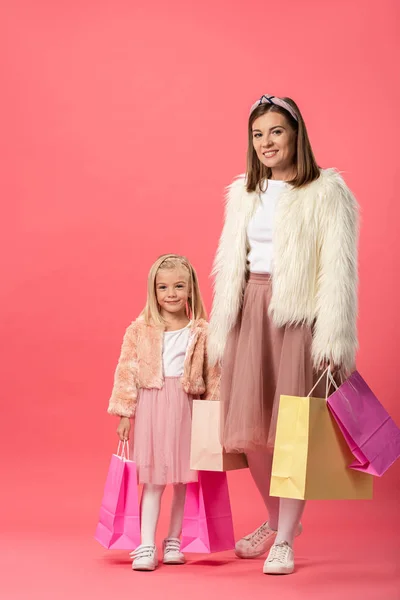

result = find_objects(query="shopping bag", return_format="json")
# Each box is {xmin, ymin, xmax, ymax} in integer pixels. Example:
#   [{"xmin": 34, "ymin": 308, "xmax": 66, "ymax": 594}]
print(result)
[
  {"xmin": 270, "ymin": 372, "xmax": 373, "ymax": 500},
  {"xmin": 327, "ymin": 371, "xmax": 400, "ymax": 476},
  {"xmin": 181, "ymin": 471, "xmax": 235, "ymax": 553},
  {"xmin": 95, "ymin": 441, "xmax": 141, "ymax": 550},
  {"xmin": 190, "ymin": 400, "xmax": 248, "ymax": 471}
]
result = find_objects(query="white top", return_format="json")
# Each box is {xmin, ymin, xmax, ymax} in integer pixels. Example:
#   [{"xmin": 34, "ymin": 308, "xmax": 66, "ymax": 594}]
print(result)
[
  {"xmin": 247, "ymin": 179, "xmax": 288, "ymax": 273},
  {"xmin": 162, "ymin": 324, "xmax": 191, "ymax": 377}
]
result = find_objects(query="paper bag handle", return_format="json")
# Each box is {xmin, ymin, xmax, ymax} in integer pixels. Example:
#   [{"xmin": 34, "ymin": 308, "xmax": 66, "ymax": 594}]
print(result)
[
  {"xmin": 307, "ymin": 367, "xmax": 330, "ymax": 398},
  {"xmin": 117, "ymin": 440, "xmax": 130, "ymax": 461},
  {"xmin": 307, "ymin": 367, "xmax": 339, "ymax": 400}
]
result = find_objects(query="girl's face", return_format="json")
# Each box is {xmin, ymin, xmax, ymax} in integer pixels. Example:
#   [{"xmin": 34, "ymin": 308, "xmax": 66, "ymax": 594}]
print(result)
[
  {"xmin": 155, "ymin": 267, "xmax": 190, "ymax": 318},
  {"xmin": 252, "ymin": 111, "xmax": 297, "ymax": 177}
]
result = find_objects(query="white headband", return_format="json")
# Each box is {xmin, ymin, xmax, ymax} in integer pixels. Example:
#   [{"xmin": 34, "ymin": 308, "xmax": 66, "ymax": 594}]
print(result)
[{"xmin": 249, "ymin": 94, "xmax": 298, "ymax": 122}]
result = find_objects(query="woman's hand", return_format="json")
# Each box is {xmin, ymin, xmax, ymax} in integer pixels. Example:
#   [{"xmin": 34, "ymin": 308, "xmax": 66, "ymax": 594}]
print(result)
[
  {"xmin": 117, "ymin": 416, "xmax": 131, "ymax": 441},
  {"xmin": 319, "ymin": 358, "xmax": 342, "ymax": 375}
]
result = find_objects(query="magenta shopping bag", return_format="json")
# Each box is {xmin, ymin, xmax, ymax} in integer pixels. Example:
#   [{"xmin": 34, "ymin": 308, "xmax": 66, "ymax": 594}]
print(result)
[
  {"xmin": 181, "ymin": 471, "xmax": 235, "ymax": 553},
  {"xmin": 95, "ymin": 442, "xmax": 140, "ymax": 550},
  {"xmin": 327, "ymin": 371, "xmax": 400, "ymax": 476}
]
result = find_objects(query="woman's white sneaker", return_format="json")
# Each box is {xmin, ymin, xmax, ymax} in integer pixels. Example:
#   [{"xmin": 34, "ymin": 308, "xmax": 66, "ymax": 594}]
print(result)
[
  {"xmin": 235, "ymin": 521, "xmax": 302, "ymax": 559},
  {"xmin": 263, "ymin": 542, "xmax": 295, "ymax": 575},
  {"xmin": 163, "ymin": 538, "xmax": 186, "ymax": 565},
  {"xmin": 130, "ymin": 544, "xmax": 158, "ymax": 571}
]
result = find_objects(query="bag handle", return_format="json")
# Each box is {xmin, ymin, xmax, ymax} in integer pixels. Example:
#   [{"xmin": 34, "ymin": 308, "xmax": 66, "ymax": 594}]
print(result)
[
  {"xmin": 307, "ymin": 367, "xmax": 339, "ymax": 400},
  {"xmin": 308, "ymin": 367, "xmax": 348, "ymax": 401},
  {"xmin": 327, "ymin": 370, "xmax": 340, "ymax": 390},
  {"xmin": 326, "ymin": 370, "xmax": 357, "ymax": 416},
  {"xmin": 116, "ymin": 440, "xmax": 130, "ymax": 461},
  {"xmin": 307, "ymin": 367, "xmax": 330, "ymax": 398}
]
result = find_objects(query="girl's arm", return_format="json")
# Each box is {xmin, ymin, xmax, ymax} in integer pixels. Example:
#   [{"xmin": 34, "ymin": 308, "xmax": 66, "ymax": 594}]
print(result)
[
  {"xmin": 202, "ymin": 363, "xmax": 221, "ymax": 400},
  {"xmin": 108, "ymin": 323, "xmax": 139, "ymax": 418}
]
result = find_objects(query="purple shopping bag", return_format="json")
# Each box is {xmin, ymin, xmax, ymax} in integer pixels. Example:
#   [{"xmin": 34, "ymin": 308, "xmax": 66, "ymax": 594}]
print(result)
[
  {"xmin": 327, "ymin": 371, "xmax": 400, "ymax": 476},
  {"xmin": 181, "ymin": 471, "xmax": 235, "ymax": 553},
  {"xmin": 95, "ymin": 442, "xmax": 140, "ymax": 549}
]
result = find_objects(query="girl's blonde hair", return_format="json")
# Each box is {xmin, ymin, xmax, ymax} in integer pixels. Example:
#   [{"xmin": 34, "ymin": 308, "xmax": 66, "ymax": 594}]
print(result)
[{"xmin": 142, "ymin": 254, "xmax": 207, "ymax": 326}]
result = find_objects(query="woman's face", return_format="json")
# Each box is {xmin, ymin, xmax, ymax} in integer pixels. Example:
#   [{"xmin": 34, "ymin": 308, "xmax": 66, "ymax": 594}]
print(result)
[{"xmin": 252, "ymin": 111, "xmax": 297, "ymax": 176}]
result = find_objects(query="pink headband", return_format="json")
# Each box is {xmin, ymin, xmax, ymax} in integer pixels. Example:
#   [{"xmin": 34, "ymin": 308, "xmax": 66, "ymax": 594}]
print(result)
[{"xmin": 249, "ymin": 95, "xmax": 298, "ymax": 122}]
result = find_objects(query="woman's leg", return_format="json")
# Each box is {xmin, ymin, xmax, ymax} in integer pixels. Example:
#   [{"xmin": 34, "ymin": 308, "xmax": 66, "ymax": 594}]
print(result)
[
  {"xmin": 246, "ymin": 449, "xmax": 279, "ymax": 530},
  {"xmin": 140, "ymin": 483, "xmax": 166, "ymax": 545},
  {"xmin": 275, "ymin": 498, "xmax": 306, "ymax": 547},
  {"xmin": 167, "ymin": 483, "xmax": 187, "ymax": 539}
]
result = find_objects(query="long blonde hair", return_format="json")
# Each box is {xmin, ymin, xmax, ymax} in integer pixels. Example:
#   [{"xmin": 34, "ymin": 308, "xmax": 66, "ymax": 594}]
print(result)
[
  {"xmin": 142, "ymin": 254, "xmax": 207, "ymax": 326},
  {"xmin": 246, "ymin": 98, "xmax": 320, "ymax": 192}
]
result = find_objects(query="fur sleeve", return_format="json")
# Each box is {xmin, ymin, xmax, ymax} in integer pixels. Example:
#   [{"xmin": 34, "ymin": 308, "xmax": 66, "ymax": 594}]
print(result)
[
  {"xmin": 312, "ymin": 171, "xmax": 359, "ymax": 374},
  {"xmin": 208, "ymin": 176, "xmax": 250, "ymax": 366},
  {"xmin": 108, "ymin": 322, "xmax": 139, "ymax": 418}
]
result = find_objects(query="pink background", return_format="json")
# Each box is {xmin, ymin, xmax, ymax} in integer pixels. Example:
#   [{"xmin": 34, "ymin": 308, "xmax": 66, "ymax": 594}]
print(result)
[{"xmin": 1, "ymin": 1, "xmax": 399, "ymax": 598}]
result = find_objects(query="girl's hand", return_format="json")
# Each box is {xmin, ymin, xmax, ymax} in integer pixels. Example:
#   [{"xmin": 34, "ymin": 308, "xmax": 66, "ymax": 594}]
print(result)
[{"xmin": 117, "ymin": 417, "xmax": 131, "ymax": 441}]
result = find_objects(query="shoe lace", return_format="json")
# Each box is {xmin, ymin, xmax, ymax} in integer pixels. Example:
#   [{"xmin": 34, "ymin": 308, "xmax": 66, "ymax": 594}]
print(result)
[
  {"xmin": 268, "ymin": 543, "xmax": 290, "ymax": 563},
  {"xmin": 250, "ymin": 522, "xmax": 273, "ymax": 547},
  {"xmin": 164, "ymin": 538, "xmax": 181, "ymax": 554},
  {"xmin": 133, "ymin": 545, "xmax": 155, "ymax": 559}
]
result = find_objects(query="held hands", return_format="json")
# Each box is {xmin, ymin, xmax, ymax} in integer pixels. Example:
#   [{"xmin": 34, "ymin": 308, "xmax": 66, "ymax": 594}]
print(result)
[{"xmin": 117, "ymin": 416, "xmax": 131, "ymax": 442}]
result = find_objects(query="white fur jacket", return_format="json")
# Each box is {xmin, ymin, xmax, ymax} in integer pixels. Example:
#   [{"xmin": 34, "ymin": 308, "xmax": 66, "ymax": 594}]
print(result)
[
  {"xmin": 108, "ymin": 318, "xmax": 220, "ymax": 418},
  {"xmin": 208, "ymin": 169, "xmax": 359, "ymax": 373}
]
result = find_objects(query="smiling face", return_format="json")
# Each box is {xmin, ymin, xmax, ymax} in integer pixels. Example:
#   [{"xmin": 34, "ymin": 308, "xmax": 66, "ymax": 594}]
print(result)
[
  {"xmin": 155, "ymin": 267, "xmax": 190, "ymax": 319},
  {"xmin": 252, "ymin": 111, "xmax": 297, "ymax": 180}
]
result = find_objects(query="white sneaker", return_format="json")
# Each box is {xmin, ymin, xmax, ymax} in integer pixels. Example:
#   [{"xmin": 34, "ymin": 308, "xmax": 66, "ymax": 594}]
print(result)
[
  {"xmin": 263, "ymin": 542, "xmax": 295, "ymax": 575},
  {"xmin": 130, "ymin": 544, "xmax": 158, "ymax": 571},
  {"xmin": 235, "ymin": 521, "xmax": 302, "ymax": 559},
  {"xmin": 162, "ymin": 538, "xmax": 185, "ymax": 565}
]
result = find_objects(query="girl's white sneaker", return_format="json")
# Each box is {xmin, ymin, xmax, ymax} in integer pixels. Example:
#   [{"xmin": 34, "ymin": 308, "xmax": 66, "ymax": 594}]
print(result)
[
  {"xmin": 130, "ymin": 544, "xmax": 158, "ymax": 571},
  {"xmin": 263, "ymin": 542, "xmax": 295, "ymax": 575},
  {"xmin": 162, "ymin": 538, "xmax": 186, "ymax": 565}
]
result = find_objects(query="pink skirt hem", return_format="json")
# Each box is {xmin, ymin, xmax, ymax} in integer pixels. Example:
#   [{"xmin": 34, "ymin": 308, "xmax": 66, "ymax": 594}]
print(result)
[{"xmin": 132, "ymin": 377, "xmax": 198, "ymax": 485}]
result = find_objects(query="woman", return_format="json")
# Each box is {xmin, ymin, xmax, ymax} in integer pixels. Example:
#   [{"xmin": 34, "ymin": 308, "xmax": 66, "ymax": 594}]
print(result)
[{"xmin": 208, "ymin": 95, "xmax": 359, "ymax": 575}]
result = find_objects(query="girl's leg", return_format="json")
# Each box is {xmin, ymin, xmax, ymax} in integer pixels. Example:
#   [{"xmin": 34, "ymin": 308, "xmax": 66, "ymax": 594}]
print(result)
[
  {"xmin": 275, "ymin": 498, "xmax": 306, "ymax": 547},
  {"xmin": 140, "ymin": 483, "xmax": 166, "ymax": 545},
  {"xmin": 167, "ymin": 483, "xmax": 187, "ymax": 539},
  {"xmin": 246, "ymin": 449, "xmax": 279, "ymax": 530},
  {"xmin": 162, "ymin": 484, "xmax": 187, "ymax": 565}
]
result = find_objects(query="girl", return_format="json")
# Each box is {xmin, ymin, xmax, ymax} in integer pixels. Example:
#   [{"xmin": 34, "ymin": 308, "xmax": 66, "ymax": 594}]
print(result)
[
  {"xmin": 208, "ymin": 95, "xmax": 359, "ymax": 575},
  {"xmin": 108, "ymin": 254, "xmax": 218, "ymax": 571}
]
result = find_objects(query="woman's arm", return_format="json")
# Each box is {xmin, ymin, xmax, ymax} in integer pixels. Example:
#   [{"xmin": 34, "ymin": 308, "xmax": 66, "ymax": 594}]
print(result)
[
  {"xmin": 208, "ymin": 176, "xmax": 250, "ymax": 366},
  {"xmin": 312, "ymin": 172, "xmax": 359, "ymax": 374}
]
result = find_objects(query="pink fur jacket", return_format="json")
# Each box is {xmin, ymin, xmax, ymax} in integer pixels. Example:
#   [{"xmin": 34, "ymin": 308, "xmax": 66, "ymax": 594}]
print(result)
[{"xmin": 108, "ymin": 318, "xmax": 220, "ymax": 418}]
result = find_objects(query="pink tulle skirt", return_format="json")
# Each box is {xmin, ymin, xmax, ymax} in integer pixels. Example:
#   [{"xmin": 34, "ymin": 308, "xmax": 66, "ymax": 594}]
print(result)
[
  {"xmin": 132, "ymin": 377, "xmax": 198, "ymax": 485},
  {"xmin": 220, "ymin": 273, "xmax": 325, "ymax": 453}
]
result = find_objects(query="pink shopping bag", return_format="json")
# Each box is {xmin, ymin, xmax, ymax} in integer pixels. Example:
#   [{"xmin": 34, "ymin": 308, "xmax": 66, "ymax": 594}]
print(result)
[
  {"xmin": 190, "ymin": 400, "xmax": 248, "ymax": 471},
  {"xmin": 327, "ymin": 371, "xmax": 400, "ymax": 476},
  {"xmin": 95, "ymin": 442, "xmax": 141, "ymax": 549},
  {"xmin": 181, "ymin": 471, "xmax": 235, "ymax": 553}
]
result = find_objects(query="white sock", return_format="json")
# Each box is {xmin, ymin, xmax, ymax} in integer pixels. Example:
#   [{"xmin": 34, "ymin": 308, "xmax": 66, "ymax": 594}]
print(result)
[
  {"xmin": 275, "ymin": 498, "xmax": 306, "ymax": 547},
  {"xmin": 140, "ymin": 483, "xmax": 166, "ymax": 545},
  {"xmin": 246, "ymin": 450, "xmax": 280, "ymax": 530},
  {"xmin": 167, "ymin": 483, "xmax": 187, "ymax": 539}
]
